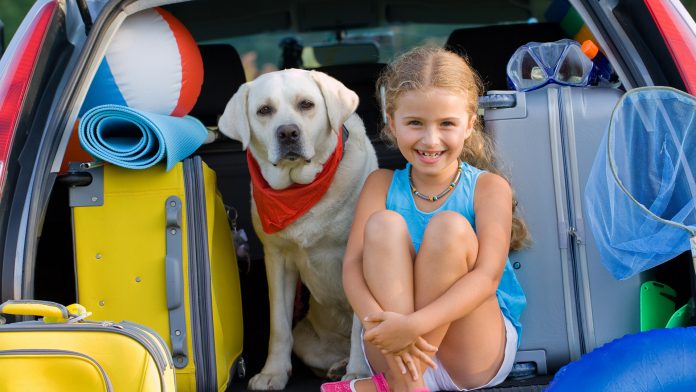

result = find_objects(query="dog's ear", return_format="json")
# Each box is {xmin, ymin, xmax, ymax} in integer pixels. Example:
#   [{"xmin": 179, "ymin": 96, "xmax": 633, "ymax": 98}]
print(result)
[
  {"xmin": 218, "ymin": 83, "xmax": 251, "ymax": 149},
  {"xmin": 310, "ymin": 71, "xmax": 359, "ymax": 133}
]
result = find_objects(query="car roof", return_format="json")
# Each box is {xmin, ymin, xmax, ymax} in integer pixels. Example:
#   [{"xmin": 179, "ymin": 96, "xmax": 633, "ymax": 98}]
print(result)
[{"xmin": 163, "ymin": 0, "xmax": 553, "ymax": 41}]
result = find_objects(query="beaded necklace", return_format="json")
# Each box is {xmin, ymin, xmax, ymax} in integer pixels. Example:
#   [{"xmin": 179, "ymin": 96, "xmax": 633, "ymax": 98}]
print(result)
[{"xmin": 408, "ymin": 159, "xmax": 463, "ymax": 202}]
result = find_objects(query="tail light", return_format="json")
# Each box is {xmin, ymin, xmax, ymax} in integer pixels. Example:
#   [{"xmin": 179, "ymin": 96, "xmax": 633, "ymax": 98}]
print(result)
[
  {"xmin": 645, "ymin": 0, "xmax": 696, "ymax": 93},
  {"xmin": 0, "ymin": 0, "xmax": 58, "ymax": 198}
]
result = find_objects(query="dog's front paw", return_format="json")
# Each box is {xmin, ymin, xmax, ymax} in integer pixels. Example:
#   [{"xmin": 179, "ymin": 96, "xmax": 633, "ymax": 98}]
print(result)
[
  {"xmin": 342, "ymin": 356, "xmax": 371, "ymax": 381},
  {"xmin": 341, "ymin": 371, "xmax": 367, "ymax": 382},
  {"xmin": 248, "ymin": 371, "xmax": 290, "ymax": 390},
  {"xmin": 326, "ymin": 358, "xmax": 348, "ymax": 381}
]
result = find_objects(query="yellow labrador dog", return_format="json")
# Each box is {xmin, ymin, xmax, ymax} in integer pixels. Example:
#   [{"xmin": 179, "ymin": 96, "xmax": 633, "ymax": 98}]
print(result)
[{"xmin": 218, "ymin": 69, "xmax": 376, "ymax": 390}]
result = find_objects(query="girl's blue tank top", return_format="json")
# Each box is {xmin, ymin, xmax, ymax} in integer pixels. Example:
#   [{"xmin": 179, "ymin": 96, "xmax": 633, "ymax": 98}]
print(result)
[{"xmin": 386, "ymin": 161, "xmax": 525, "ymax": 341}]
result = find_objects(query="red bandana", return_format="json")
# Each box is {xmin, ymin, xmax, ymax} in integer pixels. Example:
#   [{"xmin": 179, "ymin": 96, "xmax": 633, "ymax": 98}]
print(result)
[{"xmin": 247, "ymin": 127, "xmax": 346, "ymax": 233}]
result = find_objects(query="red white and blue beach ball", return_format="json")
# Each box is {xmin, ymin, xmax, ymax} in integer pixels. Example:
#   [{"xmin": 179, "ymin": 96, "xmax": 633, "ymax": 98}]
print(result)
[{"xmin": 80, "ymin": 7, "xmax": 203, "ymax": 117}]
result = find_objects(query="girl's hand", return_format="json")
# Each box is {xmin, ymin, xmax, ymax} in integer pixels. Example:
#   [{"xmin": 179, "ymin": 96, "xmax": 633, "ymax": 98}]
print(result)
[
  {"xmin": 391, "ymin": 338, "xmax": 439, "ymax": 380},
  {"xmin": 363, "ymin": 311, "xmax": 417, "ymax": 352},
  {"xmin": 364, "ymin": 312, "xmax": 437, "ymax": 354}
]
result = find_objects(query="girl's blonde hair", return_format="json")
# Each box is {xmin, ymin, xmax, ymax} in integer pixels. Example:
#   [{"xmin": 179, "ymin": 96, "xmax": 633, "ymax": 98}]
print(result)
[{"xmin": 377, "ymin": 46, "xmax": 530, "ymax": 250}]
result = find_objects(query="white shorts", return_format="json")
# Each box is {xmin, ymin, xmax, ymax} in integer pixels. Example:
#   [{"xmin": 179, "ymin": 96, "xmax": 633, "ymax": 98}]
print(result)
[{"xmin": 361, "ymin": 313, "xmax": 518, "ymax": 391}]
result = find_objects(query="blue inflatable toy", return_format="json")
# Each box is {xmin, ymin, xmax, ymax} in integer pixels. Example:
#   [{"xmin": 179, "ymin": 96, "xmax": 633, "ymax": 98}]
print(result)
[{"xmin": 547, "ymin": 327, "xmax": 696, "ymax": 391}]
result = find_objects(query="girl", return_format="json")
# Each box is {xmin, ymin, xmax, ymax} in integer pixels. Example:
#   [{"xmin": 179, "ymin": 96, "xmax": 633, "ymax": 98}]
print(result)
[{"xmin": 322, "ymin": 46, "xmax": 528, "ymax": 392}]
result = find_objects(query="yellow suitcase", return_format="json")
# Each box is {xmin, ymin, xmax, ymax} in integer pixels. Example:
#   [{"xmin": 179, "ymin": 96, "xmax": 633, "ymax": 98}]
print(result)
[
  {"xmin": 68, "ymin": 156, "xmax": 244, "ymax": 392},
  {"xmin": 0, "ymin": 300, "xmax": 177, "ymax": 392}
]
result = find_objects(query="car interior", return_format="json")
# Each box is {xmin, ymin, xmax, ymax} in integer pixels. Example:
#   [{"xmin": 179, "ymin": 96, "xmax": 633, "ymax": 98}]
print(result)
[{"xmin": 30, "ymin": 0, "xmax": 693, "ymax": 390}]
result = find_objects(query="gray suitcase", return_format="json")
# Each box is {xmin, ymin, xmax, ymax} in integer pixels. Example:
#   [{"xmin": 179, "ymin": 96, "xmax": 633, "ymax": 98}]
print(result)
[{"xmin": 481, "ymin": 86, "xmax": 641, "ymax": 375}]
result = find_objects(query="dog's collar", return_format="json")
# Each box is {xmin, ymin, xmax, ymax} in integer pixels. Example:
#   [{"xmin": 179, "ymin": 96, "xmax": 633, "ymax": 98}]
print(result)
[
  {"xmin": 248, "ymin": 125, "xmax": 349, "ymax": 233},
  {"xmin": 339, "ymin": 125, "xmax": 349, "ymax": 160}
]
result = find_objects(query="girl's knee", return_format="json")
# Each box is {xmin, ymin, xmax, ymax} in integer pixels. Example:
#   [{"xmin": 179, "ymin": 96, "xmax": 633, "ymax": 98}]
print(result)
[
  {"xmin": 363, "ymin": 211, "xmax": 415, "ymax": 273},
  {"xmin": 422, "ymin": 212, "xmax": 478, "ymax": 268},
  {"xmin": 426, "ymin": 211, "xmax": 475, "ymax": 239},
  {"xmin": 364, "ymin": 210, "xmax": 408, "ymax": 240}
]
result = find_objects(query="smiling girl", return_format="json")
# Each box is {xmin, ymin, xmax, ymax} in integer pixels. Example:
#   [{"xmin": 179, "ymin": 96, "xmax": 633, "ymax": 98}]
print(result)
[{"xmin": 321, "ymin": 46, "xmax": 529, "ymax": 392}]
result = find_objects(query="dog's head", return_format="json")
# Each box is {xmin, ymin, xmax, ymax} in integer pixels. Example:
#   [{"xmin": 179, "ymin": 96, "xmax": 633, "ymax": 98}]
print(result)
[{"xmin": 218, "ymin": 69, "xmax": 358, "ymax": 168}]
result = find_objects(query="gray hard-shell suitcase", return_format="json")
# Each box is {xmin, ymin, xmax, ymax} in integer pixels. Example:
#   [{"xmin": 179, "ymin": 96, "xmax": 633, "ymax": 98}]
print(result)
[{"xmin": 481, "ymin": 86, "xmax": 641, "ymax": 375}]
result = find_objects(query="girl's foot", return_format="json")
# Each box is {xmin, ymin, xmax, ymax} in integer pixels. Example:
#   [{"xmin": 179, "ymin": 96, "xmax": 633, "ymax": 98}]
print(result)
[{"xmin": 320, "ymin": 373, "xmax": 391, "ymax": 392}]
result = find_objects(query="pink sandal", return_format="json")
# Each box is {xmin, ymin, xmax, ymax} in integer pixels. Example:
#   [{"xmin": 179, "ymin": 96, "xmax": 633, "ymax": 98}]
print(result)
[{"xmin": 320, "ymin": 373, "xmax": 391, "ymax": 392}]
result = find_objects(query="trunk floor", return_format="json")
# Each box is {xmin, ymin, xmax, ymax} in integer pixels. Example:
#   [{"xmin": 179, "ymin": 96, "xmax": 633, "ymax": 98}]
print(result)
[{"xmin": 228, "ymin": 357, "xmax": 552, "ymax": 391}]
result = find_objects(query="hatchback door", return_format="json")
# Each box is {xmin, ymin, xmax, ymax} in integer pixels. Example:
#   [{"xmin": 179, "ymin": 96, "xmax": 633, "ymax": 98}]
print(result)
[
  {"xmin": 0, "ymin": 0, "xmax": 88, "ymax": 301},
  {"xmin": 572, "ymin": 0, "xmax": 695, "ymax": 92}
]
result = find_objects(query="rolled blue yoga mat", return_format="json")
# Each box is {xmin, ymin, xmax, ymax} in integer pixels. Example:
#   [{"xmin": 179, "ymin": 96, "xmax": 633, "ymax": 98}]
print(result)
[{"xmin": 78, "ymin": 104, "xmax": 208, "ymax": 171}]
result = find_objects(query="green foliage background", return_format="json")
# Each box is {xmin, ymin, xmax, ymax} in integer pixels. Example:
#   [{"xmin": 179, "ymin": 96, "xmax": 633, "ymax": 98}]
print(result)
[
  {"xmin": 0, "ymin": 0, "xmax": 35, "ymax": 49},
  {"xmin": 0, "ymin": 0, "xmax": 693, "ymax": 54},
  {"xmin": 685, "ymin": 0, "xmax": 696, "ymax": 16}
]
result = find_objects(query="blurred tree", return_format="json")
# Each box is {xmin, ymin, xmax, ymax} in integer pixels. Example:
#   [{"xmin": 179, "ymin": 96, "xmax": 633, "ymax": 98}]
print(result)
[
  {"xmin": 0, "ymin": 0, "xmax": 35, "ymax": 48},
  {"xmin": 683, "ymin": 0, "xmax": 695, "ymax": 19}
]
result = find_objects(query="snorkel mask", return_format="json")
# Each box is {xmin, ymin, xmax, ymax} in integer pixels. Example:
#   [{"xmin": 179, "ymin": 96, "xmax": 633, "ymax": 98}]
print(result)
[{"xmin": 507, "ymin": 39, "xmax": 594, "ymax": 92}]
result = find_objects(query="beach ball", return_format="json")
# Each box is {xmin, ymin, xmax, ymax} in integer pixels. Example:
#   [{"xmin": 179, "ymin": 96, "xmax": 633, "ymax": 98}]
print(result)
[{"xmin": 80, "ymin": 7, "xmax": 203, "ymax": 117}]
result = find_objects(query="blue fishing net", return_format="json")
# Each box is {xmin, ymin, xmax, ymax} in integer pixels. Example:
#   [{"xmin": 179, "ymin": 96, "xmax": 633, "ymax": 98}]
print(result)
[{"xmin": 585, "ymin": 87, "xmax": 696, "ymax": 280}]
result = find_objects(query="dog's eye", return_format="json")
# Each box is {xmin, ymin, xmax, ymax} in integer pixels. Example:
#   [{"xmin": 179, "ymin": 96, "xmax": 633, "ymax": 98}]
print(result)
[
  {"xmin": 257, "ymin": 105, "xmax": 273, "ymax": 116},
  {"xmin": 299, "ymin": 100, "xmax": 314, "ymax": 111}
]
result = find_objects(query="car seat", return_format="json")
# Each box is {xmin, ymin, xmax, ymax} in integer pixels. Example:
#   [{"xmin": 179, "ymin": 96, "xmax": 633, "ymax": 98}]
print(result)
[
  {"xmin": 312, "ymin": 63, "xmax": 407, "ymax": 169},
  {"xmin": 312, "ymin": 63, "xmax": 386, "ymax": 140},
  {"xmin": 445, "ymin": 23, "xmax": 565, "ymax": 91},
  {"xmin": 190, "ymin": 44, "xmax": 247, "ymax": 127}
]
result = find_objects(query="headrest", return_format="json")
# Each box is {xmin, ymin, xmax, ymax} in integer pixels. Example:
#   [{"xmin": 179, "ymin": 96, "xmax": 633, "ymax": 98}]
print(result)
[
  {"xmin": 446, "ymin": 23, "xmax": 565, "ymax": 91},
  {"xmin": 312, "ymin": 63, "xmax": 386, "ymax": 138},
  {"xmin": 190, "ymin": 44, "xmax": 247, "ymax": 126}
]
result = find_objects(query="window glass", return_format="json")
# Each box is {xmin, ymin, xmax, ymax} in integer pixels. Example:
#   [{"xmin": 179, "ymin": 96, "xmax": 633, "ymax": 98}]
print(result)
[{"xmin": 208, "ymin": 23, "xmax": 497, "ymax": 80}]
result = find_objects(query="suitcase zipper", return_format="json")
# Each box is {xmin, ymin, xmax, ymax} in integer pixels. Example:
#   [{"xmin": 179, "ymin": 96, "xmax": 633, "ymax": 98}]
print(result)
[
  {"xmin": 116, "ymin": 321, "xmax": 174, "ymax": 371},
  {"xmin": 546, "ymin": 87, "xmax": 583, "ymax": 361},
  {"xmin": 121, "ymin": 320, "xmax": 174, "ymax": 369},
  {"xmin": 91, "ymin": 321, "xmax": 174, "ymax": 391},
  {"xmin": 0, "ymin": 349, "xmax": 114, "ymax": 391},
  {"xmin": 561, "ymin": 87, "xmax": 598, "ymax": 354},
  {"xmin": 557, "ymin": 87, "xmax": 589, "ymax": 355},
  {"xmin": 183, "ymin": 156, "xmax": 218, "ymax": 391}
]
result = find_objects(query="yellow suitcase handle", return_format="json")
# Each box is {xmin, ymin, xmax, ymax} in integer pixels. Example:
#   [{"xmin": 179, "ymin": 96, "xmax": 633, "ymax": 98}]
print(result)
[{"xmin": 0, "ymin": 300, "xmax": 89, "ymax": 323}]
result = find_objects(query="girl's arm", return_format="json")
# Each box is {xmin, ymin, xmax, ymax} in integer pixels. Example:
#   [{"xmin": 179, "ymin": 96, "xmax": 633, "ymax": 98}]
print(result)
[
  {"xmin": 407, "ymin": 172, "xmax": 513, "ymax": 336},
  {"xmin": 342, "ymin": 169, "xmax": 393, "ymax": 321}
]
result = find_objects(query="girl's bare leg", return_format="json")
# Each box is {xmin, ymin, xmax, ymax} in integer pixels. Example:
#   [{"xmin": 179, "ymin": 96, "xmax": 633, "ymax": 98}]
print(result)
[
  {"xmin": 357, "ymin": 210, "xmax": 425, "ymax": 392},
  {"xmin": 415, "ymin": 211, "xmax": 507, "ymax": 389}
]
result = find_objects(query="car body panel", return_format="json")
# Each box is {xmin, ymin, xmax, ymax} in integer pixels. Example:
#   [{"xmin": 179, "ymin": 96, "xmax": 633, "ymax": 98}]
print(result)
[{"xmin": 0, "ymin": 1, "xmax": 693, "ymax": 388}]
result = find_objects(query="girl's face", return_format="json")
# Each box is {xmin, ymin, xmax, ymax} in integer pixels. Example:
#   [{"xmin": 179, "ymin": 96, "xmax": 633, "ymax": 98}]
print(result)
[{"xmin": 388, "ymin": 87, "xmax": 475, "ymax": 177}]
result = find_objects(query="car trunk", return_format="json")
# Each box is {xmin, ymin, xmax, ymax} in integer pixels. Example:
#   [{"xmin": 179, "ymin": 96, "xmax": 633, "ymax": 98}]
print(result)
[{"xmin": 7, "ymin": 0, "xmax": 695, "ymax": 390}]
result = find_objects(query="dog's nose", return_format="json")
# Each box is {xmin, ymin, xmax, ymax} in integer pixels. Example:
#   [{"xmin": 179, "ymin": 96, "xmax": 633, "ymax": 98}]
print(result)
[{"xmin": 276, "ymin": 124, "xmax": 301, "ymax": 144}]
